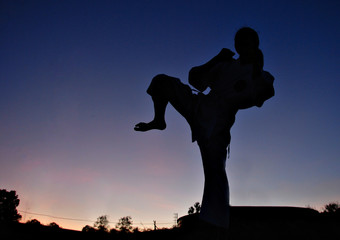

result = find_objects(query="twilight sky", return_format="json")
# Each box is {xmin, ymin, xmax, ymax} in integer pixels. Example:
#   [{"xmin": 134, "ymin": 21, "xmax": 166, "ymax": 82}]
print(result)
[{"xmin": 1, "ymin": 0, "xmax": 340, "ymax": 231}]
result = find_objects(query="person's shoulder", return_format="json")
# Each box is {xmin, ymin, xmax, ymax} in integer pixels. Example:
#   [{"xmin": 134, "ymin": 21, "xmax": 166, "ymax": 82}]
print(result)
[{"xmin": 222, "ymin": 48, "xmax": 236, "ymax": 60}]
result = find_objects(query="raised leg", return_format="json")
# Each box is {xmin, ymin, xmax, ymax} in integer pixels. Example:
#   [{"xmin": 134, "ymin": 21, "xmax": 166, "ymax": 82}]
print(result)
[
  {"xmin": 134, "ymin": 96, "xmax": 167, "ymax": 132},
  {"xmin": 134, "ymin": 74, "xmax": 195, "ymax": 132}
]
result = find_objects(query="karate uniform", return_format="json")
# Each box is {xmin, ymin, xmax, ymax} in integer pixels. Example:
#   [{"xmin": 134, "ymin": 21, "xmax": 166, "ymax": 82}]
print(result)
[{"xmin": 146, "ymin": 54, "xmax": 274, "ymax": 229}]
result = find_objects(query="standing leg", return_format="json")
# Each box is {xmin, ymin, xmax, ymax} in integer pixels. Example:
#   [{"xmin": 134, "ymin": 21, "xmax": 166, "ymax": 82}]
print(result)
[{"xmin": 198, "ymin": 138, "xmax": 230, "ymax": 230}]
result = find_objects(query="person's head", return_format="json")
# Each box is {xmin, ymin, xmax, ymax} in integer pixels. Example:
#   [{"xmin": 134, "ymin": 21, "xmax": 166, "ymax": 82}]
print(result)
[{"xmin": 234, "ymin": 27, "xmax": 259, "ymax": 57}]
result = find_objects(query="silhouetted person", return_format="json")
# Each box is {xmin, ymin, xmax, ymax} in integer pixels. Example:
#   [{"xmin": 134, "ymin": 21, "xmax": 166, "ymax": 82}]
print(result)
[{"xmin": 135, "ymin": 27, "xmax": 274, "ymax": 238}]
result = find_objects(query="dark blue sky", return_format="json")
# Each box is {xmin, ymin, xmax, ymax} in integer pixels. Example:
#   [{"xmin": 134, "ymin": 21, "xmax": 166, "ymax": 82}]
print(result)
[{"xmin": 1, "ymin": 0, "xmax": 339, "ymax": 230}]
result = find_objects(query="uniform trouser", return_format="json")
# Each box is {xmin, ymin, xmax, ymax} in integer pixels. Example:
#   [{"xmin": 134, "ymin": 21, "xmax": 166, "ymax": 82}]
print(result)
[
  {"xmin": 147, "ymin": 74, "xmax": 230, "ymax": 229},
  {"xmin": 198, "ymin": 137, "xmax": 230, "ymax": 229},
  {"xmin": 147, "ymin": 74, "xmax": 196, "ymax": 124}
]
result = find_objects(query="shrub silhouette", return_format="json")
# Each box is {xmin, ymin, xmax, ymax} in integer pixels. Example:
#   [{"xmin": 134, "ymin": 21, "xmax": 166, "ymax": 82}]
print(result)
[
  {"xmin": 48, "ymin": 222, "xmax": 60, "ymax": 229},
  {"xmin": 26, "ymin": 219, "xmax": 42, "ymax": 228},
  {"xmin": 82, "ymin": 224, "xmax": 96, "ymax": 232},
  {"xmin": 81, "ymin": 225, "xmax": 96, "ymax": 232}
]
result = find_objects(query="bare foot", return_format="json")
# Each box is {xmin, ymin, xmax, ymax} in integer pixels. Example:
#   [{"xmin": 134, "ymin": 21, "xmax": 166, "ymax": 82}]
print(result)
[{"xmin": 134, "ymin": 120, "xmax": 166, "ymax": 132}]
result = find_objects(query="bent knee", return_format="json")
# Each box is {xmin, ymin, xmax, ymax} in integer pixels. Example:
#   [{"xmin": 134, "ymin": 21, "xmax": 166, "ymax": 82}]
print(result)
[
  {"xmin": 152, "ymin": 74, "xmax": 173, "ymax": 83},
  {"xmin": 153, "ymin": 74, "xmax": 168, "ymax": 80},
  {"xmin": 151, "ymin": 74, "xmax": 179, "ymax": 88}
]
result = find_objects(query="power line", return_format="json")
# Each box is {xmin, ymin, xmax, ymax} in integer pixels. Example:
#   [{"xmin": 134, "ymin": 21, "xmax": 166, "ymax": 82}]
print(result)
[
  {"xmin": 18, "ymin": 210, "xmax": 173, "ymax": 225},
  {"xmin": 18, "ymin": 210, "xmax": 99, "ymax": 223}
]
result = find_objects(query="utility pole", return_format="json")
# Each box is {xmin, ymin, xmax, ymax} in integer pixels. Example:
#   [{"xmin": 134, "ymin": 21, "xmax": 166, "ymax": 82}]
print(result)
[{"xmin": 173, "ymin": 213, "xmax": 178, "ymax": 227}]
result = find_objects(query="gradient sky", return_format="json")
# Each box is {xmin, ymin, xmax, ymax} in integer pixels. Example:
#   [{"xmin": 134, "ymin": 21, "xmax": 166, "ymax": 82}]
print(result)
[{"xmin": 1, "ymin": 0, "xmax": 340, "ymax": 231}]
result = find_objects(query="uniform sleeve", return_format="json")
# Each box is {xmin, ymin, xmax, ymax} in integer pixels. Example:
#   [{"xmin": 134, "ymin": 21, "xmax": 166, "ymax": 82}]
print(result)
[
  {"xmin": 253, "ymin": 71, "xmax": 275, "ymax": 107},
  {"xmin": 189, "ymin": 49, "xmax": 235, "ymax": 92},
  {"xmin": 225, "ymin": 70, "xmax": 275, "ymax": 110},
  {"xmin": 188, "ymin": 66, "xmax": 211, "ymax": 92}
]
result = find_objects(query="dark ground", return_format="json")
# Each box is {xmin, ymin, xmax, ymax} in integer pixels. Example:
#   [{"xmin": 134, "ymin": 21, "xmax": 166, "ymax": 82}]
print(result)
[{"xmin": 1, "ymin": 207, "xmax": 339, "ymax": 240}]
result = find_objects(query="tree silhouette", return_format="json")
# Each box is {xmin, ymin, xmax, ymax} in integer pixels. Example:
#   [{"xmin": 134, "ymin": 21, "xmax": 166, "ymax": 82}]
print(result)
[
  {"xmin": 323, "ymin": 202, "xmax": 339, "ymax": 215},
  {"xmin": 0, "ymin": 189, "xmax": 22, "ymax": 223},
  {"xmin": 188, "ymin": 202, "xmax": 201, "ymax": 215},
  {"xmin": 188, "ymin": 206, "xmax": 195, "ymax": 215},
  {"xmin": 194, "ymin": 202, "xmax": 201, "ymax": 213},
  {"xmin": 94, "ymin": 215, "xmax": 110, "ymax": 232},
  {"xmin": 116, "ymin": 216, "xmax": 133, "ymax": 233}
]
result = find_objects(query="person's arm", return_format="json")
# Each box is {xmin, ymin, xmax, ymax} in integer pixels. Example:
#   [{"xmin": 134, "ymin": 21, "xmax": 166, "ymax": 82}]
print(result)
[
  {"xmin": 253, "ymin": 71, "xmax": 275, "ymax": 107},
  {"xmin": 226, "ymin": 84, "xmax": 257, "ymax": 109},
  {"xmin": 226, "ymin": 71, "xmax": 275, "ymax": 109},
  {"xmin": 189, "ymin": 48, "xmax": 235, "ymax": 92}
]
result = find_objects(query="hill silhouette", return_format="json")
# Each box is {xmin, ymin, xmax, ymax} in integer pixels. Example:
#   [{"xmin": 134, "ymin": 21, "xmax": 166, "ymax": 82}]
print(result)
[
  {"xmin": 178, "ymin": 206, "xmax": 320, "ymax": 227},
  {"xmin": 1, "ymin": 206, "xmax": 339, "ymax": 240}
]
